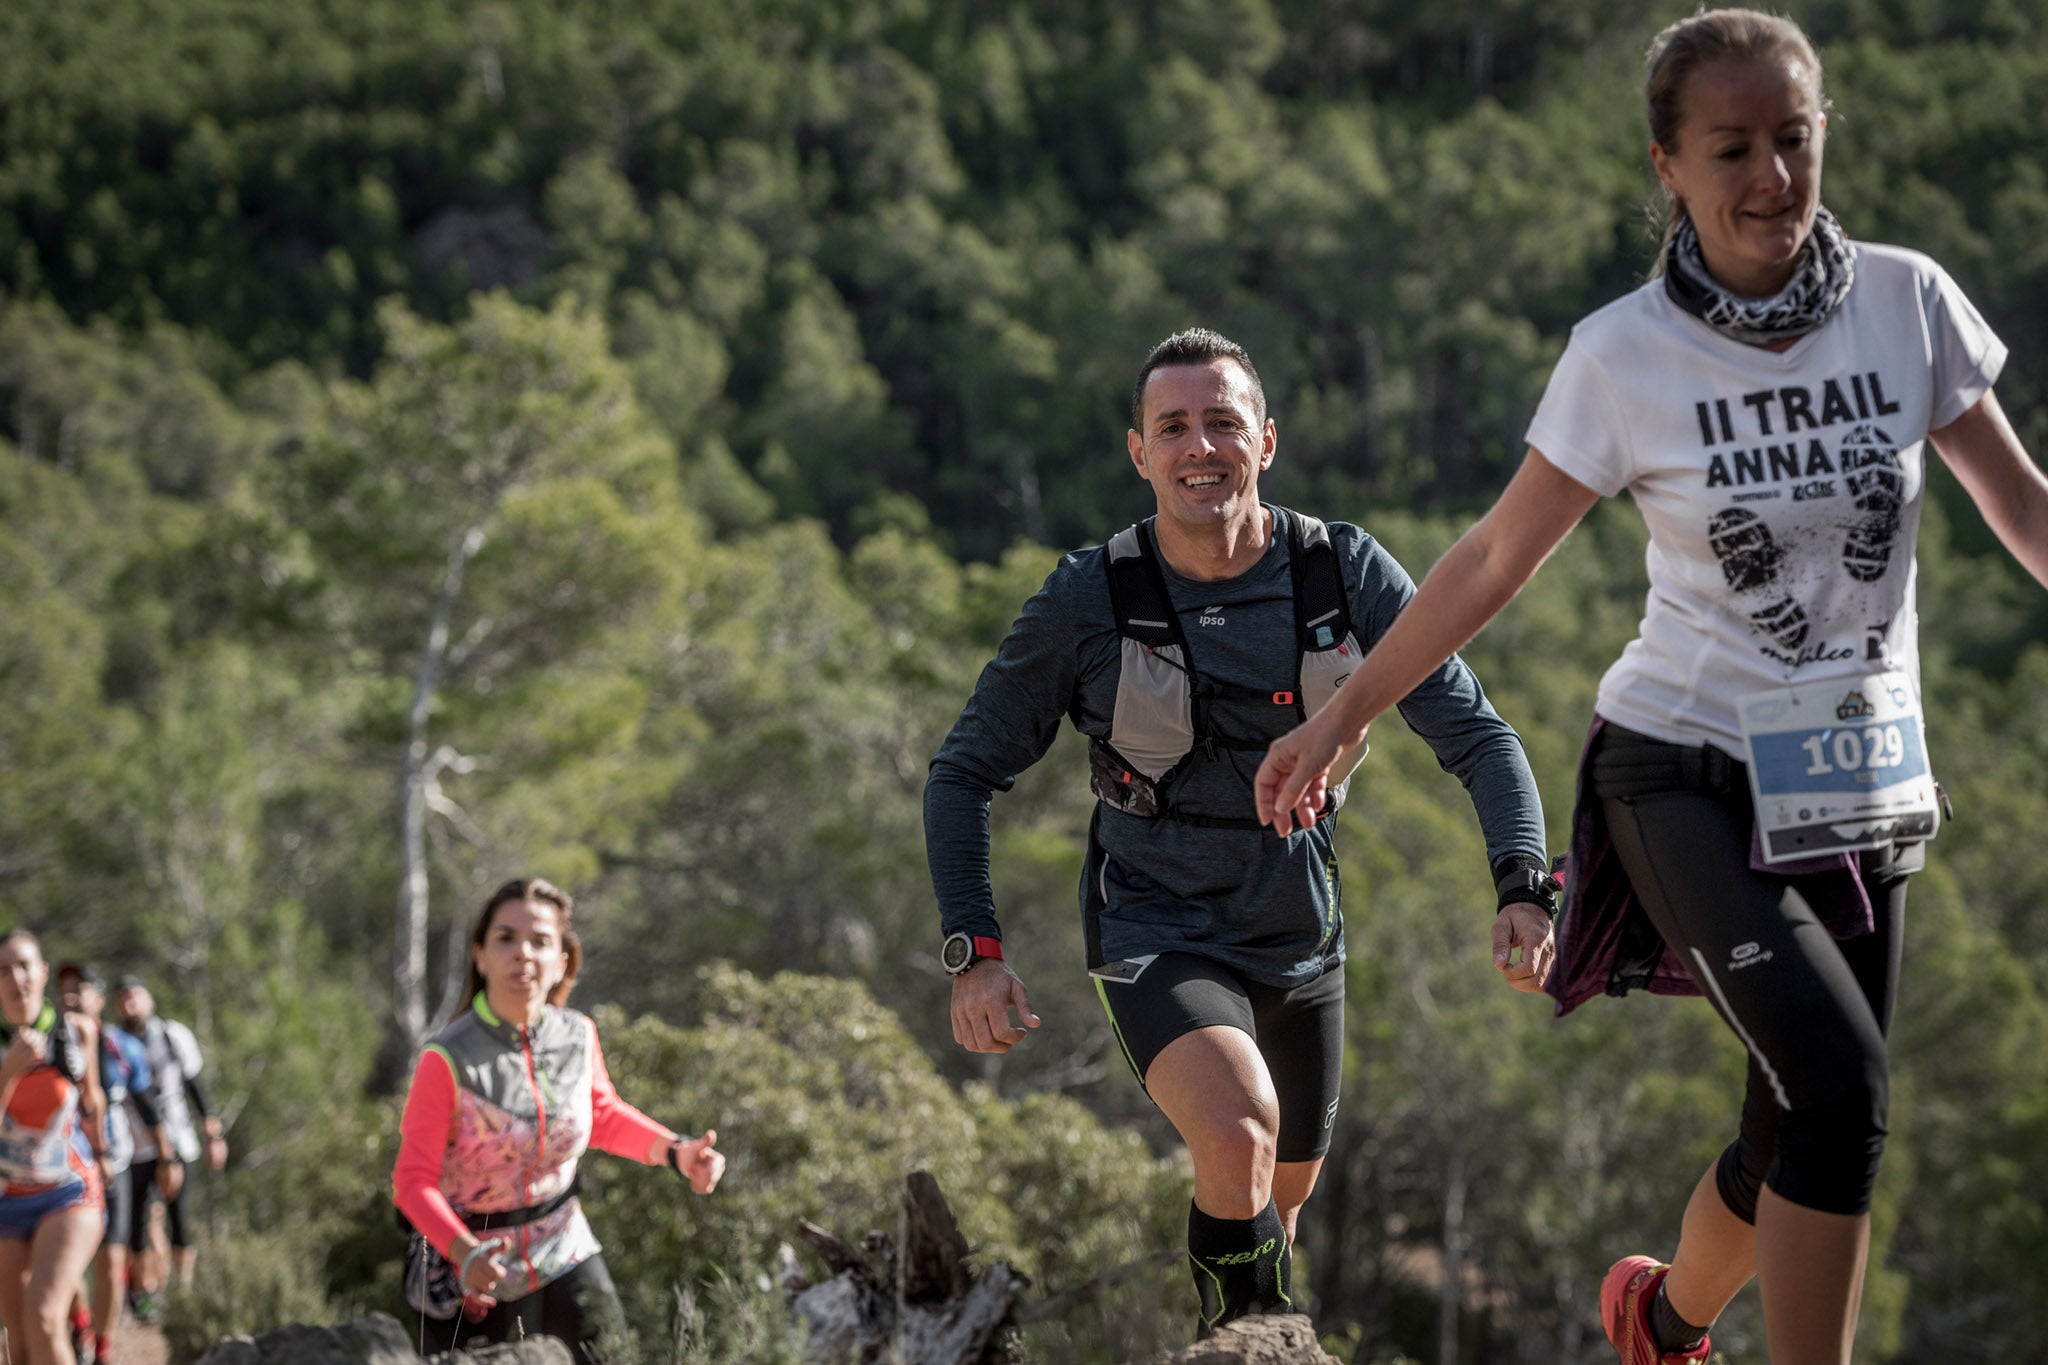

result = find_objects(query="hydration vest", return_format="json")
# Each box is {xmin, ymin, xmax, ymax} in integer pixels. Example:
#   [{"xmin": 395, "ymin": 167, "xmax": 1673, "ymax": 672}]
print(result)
[
  {"xmin": 0, "ymin": 1002, "xmax": 85, "ymax": 1084},
  {"xmin": 1087, "ymin": 510, "xmax": 1364, "ymax": 828}
]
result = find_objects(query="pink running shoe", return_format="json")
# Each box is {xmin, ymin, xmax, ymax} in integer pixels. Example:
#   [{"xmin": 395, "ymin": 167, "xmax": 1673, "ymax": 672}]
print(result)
[{"xmin": 1601, "ymin": 1255, "xmax": 1712, "ymax": 1364}]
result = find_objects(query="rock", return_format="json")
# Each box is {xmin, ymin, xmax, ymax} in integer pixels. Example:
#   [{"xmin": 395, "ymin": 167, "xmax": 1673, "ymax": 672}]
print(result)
[
  {"xmin": 193, "ymin": 1314, "xmax": 415, "ymax": 1365},
  {"xmin": 1151, "ymin": 1313, "xmax": 1341, "ymax": 1365},
  {"xmin": 193, "ymin": 1313, "xmax": 572, "ymax": 1365},
  {"xmin": 427, "ymin": 1341, "xmax": 575, "ymax": 1365}
]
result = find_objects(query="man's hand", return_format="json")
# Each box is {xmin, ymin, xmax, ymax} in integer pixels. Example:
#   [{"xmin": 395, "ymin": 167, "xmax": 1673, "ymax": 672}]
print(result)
[
  {"xmin": 1254, "ymin": 714, "xmax": 1361, "ymax": 834},
  {"xmin": 157, "ymin": 1157, "xmax": 185, "ymax": 1200},
  {"xmin": 203, "ymin": 1116, "xmax": 228, "ymax": 1171},
  {"xmin": 1492, "ymin": 903, "xmax": 1556, "ymax": 994},
  {"xmin": 950, "ymin": 960, "xmax": 1040, "ymax": 1053}
]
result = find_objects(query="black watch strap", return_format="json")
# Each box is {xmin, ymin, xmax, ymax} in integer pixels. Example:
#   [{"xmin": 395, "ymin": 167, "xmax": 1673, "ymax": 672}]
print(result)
[{"xmin": 1494, "ymin": 859, "xmax": 1561, "ymax": 917}]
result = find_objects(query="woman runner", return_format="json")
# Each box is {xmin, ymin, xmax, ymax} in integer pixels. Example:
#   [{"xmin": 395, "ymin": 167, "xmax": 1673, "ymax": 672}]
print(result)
[
  {"xmin": 392, "ymin": 879, "xmax": 725, "ymax": 1363},
  {"xmin": 1253, "ymin": 10, "xmax": 2048, "ymax": 1363},
  {"xmin": 0, "ymin": 931, "xmax": 109, "ymax": 1365}
]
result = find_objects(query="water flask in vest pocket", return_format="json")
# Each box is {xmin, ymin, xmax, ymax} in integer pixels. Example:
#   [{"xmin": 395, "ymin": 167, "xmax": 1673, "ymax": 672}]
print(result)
[{"xmin": 1088, "ymin": 738, "xmax": 1163, "ymax": 817}]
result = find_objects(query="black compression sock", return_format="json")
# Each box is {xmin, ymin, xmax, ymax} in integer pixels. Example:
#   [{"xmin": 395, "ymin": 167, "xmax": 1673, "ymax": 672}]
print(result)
[
  {"xmin": 1186, "ymin": 1198, "xmax": 1290, "ymax": 1335},
  {"xmin": 1649, "ymin": 1279, "xmax": 1710, "ymax": 1354}
]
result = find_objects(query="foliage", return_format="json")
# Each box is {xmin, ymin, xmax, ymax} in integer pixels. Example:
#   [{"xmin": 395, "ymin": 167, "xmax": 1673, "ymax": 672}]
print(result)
[
  {"xmin": 669, "ymin": 1270, "xmax": 810, "ymax": 1365},
  {"xmin": 159, "ymin": 1220, "xmax": 351, "ymax": 1365},
  {"xmin": 586, "ymin": 969, "xmax": 1191, "ymax": 1363},
  {"xmin": 5, "ymin": 0, "xmax": 2043, "ymax": 558}
]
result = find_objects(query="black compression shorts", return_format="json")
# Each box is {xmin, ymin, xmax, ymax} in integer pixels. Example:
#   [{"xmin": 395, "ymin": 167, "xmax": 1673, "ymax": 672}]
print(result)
[{"xmin": 1094, "ymin": 952, "xmax": 1344, "ymax": 1163}]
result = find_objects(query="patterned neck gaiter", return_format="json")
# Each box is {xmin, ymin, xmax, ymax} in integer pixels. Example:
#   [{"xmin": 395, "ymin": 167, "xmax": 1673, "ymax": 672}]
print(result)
[{"xmin": 1663, "ymin": 206, "xmax": 1855, "ymax": 345}]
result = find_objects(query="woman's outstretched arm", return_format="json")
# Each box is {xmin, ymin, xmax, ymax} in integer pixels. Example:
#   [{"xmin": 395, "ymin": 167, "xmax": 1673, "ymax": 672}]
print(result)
[
  {"xmin": 1930, "ymin": 390, "xmax": 2048, "ymax": 590},
  {"xmin": 1255, "ymin": 448, "xmax": 1601, "ymax": 831}
]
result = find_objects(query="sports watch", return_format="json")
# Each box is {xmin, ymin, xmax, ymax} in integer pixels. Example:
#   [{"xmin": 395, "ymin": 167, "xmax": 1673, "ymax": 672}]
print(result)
[{"xmin": 941, "ymin": 932, "xmax": 1004, "ymax": 975}]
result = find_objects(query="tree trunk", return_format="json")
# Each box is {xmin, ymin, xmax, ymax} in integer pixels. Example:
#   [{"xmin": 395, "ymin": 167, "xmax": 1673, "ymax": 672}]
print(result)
[
  {"xmin": 1438, "ymin": 1144, "xmax": 1466, "ymax": 1365},
  {"xmin": 1468, "ymin": 21, "xmax": 1495, "ymax": 97},
  {"xmin": 395, "ymin": 524, "xmax": 485, "ymax": 1048}
]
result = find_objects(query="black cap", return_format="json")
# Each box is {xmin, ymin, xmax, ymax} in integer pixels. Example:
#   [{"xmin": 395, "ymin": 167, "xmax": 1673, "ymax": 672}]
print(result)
[
  {"xmin": 55, "ymin": 961, "xmax": 104, "ymax": 987},
  {"xmin": 116, "ymin": 974, "xmax": 148, "ymax": 992}
]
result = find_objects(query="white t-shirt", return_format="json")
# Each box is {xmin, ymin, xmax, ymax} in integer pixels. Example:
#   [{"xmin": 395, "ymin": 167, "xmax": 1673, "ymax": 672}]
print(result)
[{"xmin": 1528, "ymin": 242, "xmax": 2006, "ymax": 753}]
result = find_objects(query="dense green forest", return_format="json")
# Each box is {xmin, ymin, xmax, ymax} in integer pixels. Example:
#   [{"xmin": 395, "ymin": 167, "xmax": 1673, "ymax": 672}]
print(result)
[{"xmin": 3, "ymin": 0, "xmax": 2046, "ymax": 1360}]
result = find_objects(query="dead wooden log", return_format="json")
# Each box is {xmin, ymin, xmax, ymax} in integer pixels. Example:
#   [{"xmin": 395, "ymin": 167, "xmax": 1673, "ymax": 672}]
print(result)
[
  {"xmin": 898, "ymin": 1170, "xmax": 972, "ymax": 1306},
  {"xmin": 782, "ymin": 1172, "xmax": 1027, "ymax": 1365},
  {"xmin": 796, "ymin": 1217, "xmax": 868, "ymax": 1277}
]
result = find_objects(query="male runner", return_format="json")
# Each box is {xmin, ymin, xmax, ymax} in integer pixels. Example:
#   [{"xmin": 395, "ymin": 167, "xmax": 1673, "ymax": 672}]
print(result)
[{"xmin": 925, "ymin": 328, "xmax": 1556, "ymax": 1335}]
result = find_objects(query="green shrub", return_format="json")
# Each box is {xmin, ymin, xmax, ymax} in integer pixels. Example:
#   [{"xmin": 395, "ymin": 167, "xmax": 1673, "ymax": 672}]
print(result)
[
  {"xmin": 161, "ymin": 1222, "xmax": 347, "ymax": 1364},
  {"xmin": 586, "ymin": 966, "xmax": 1192, "ymax": 1363}
]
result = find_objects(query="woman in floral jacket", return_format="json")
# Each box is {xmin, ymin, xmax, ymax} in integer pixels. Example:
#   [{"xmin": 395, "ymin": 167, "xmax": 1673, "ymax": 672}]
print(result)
[{"xmin": 392, "ymin": 879, "xmax": 723, "ymax": 1363}]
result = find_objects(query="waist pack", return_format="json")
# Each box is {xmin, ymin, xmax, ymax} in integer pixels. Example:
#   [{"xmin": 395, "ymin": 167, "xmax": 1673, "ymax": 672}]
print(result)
[
  {"xmin": 400, "ymin": 1182, "xmax": 578, "ymax": 1320},
  {"xmin": 402, "ymin": 1231, "xmax": 465, "ymax": 1321}
]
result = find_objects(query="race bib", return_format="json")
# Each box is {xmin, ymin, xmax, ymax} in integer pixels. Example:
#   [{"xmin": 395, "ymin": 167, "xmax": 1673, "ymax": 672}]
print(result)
[{"xmin": 1738, "ymin": 671, "xmax": 1940, "ymax": 864}]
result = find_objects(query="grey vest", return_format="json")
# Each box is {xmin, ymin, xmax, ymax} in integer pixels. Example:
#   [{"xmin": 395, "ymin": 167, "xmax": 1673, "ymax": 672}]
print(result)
[
  {"xmin": 1087, "ymin": 511, "xmax": 1363, "ymax": 827},
  {"xmin": 422, "ymin": 996, "xmax": 598, "ymax": 1215}
]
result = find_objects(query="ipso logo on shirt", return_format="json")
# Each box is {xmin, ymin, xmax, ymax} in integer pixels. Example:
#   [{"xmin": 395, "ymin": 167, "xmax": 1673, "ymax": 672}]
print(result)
[{"xmin": 1199, "ymin": 606, "xmax": 1226, "ymax": 627}]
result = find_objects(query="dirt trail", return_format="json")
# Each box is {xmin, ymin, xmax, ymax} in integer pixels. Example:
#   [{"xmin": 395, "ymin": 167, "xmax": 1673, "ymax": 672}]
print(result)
[{"xmin": 104, "ymin": 1319, "xmax": 170, "ymax": 1365}]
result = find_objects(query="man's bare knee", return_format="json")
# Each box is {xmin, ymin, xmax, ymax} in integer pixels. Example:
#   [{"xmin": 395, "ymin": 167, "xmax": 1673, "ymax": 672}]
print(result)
[
  {"xmin": 1194, "ymin": 1112, "xmax": 1276, "ymax": 1172},
  {"xmin": 1185, "ymin": 1109, "xmax": 1281, "ymax": 1217}
]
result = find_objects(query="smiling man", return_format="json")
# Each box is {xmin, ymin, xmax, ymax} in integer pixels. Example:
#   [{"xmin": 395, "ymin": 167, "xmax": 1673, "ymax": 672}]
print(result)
[{"xmin": 923, "ymin": 327, "xmax": 1554, "ymax": 1338}]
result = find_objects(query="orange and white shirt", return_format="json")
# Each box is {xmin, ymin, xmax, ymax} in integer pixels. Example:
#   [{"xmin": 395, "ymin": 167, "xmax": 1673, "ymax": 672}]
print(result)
[{"xmin": 0, "ymin": 1003, "xmax": 95, "ymax": 1194}]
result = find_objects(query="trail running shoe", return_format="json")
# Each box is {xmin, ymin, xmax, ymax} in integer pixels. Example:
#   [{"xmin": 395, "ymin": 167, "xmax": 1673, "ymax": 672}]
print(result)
[
  {"xmin": 1601, "ymin": 1255, "xmax": 1712, "ymax": 1364},
  {"xmin": 127, "ymin": 1288, "xmax": 163, "ymax": 1326}
]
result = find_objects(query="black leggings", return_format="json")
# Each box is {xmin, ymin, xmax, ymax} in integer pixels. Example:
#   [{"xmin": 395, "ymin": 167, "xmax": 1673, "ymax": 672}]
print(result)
[
  {"xmin": 1596, "ymin": 729, "xmax": 1908, "ymax": 1219},
  {"xmin": 456, "ymin": 1255, "xmax": 632, "ymax": 1365}
]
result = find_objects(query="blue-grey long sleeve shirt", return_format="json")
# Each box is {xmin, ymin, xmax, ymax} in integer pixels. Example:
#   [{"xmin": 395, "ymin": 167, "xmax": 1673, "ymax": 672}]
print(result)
[{"xmin": 925, "ymin": 507, "xmax": 1546, "ymax": 987}]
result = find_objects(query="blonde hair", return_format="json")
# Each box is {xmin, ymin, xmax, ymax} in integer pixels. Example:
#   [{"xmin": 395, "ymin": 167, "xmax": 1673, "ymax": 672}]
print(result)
[{"xmin": 1644, "ymin": 8, "xmax": 1828, "ymax": 271}]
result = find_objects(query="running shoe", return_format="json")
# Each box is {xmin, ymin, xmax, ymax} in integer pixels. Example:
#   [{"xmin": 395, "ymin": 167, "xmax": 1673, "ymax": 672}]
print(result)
[
  {"xmin": 1600, "ymin": 1255, "xmax": 1712, "ymax": 1364},
  {"xmin": 127, "ymin": 1288, "xmax": 163, "ymax": 1326}
]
